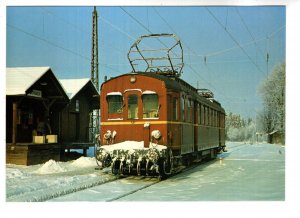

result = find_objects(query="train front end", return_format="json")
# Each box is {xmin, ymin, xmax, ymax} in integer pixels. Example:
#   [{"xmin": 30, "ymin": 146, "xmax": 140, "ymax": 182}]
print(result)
[{"xmin": 95, "ymin": 73, "xmax": 173, "ymax": 178}]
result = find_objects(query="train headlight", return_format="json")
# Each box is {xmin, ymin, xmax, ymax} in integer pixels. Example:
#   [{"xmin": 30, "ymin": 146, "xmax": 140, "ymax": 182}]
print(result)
[
  {"xmin": 104, "ymin": 130, "xmax": 112, "ymax": 140},
  {"xmin": 151, "ymin": 130, "xmax": 161, "ymax": 140},
  {"xmin": 130, "ymin": 76, "xmax": 136, "ymax": 83}
]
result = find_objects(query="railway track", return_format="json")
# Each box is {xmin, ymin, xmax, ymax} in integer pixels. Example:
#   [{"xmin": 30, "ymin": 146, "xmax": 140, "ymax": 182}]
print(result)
[{"xmin": 49, "ymin": 158, "xmax": 216, "ymax": 202}]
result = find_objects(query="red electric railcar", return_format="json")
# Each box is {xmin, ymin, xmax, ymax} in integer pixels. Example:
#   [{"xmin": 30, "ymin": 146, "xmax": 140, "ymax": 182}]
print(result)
[{"xmin": 95, "ymin": 34, "xmax": 226, "ymax": 178}]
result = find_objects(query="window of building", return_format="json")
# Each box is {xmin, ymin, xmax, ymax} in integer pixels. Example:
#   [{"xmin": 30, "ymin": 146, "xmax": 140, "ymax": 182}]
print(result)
[
  {"xmin": 107, "ymin": 95, "xmax": 123, "ymax": 114},
  {"xmin": 128, "ymin": 94, "xmax": 138, "ymax": 119},
  {"xmin": 75, "ymin": 99, "xmax": 79, "ymax": 112},
  {"xmin": 142, "ymin": 94, "xmax": 159, "ymax": 118}
]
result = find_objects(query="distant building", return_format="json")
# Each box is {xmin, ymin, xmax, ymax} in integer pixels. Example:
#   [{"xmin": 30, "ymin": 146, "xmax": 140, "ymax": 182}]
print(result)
[{"xmin": 268, "ymin": 130, "xmax": 285, "ymax": 145}]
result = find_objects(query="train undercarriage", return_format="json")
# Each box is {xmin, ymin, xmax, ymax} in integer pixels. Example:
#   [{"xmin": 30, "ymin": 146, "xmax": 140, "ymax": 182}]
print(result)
[{"xmin": 95, "ymin": 141, "xmax": 226, "ymax": 179}]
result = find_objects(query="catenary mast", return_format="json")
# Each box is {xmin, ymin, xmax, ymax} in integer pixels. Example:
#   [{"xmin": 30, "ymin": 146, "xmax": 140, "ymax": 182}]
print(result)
[{"xmin": 89, "ymin": 6, "xmax": 99, "ymax": 142}]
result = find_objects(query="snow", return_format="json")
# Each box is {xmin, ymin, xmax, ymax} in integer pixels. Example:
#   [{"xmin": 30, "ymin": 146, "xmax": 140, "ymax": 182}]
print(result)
[
  {"xmin": 60, "ymin": 78, "xmax": 90, "ymax": 99},
  {"xmin": 3, "ymin": 141, "xmax": 295, "ymax": 218},
  {"xmin": 34, "ymin": 159, "xmax": 66, "ymax": 174},
  {"xmin": 6, "ymin": 142, "xmax": 286, "ymax": 202},
  {"xmin": 6, "ymin": 67, "xmax": 50, "ymax": 95},
  {"xmin": 142, "ymin": 90, "xmax": 156, "ymax": 94},
  {"xmin": 6, "ymin": 156, "xmax": 115, "ymax": 202},
  {"xmin": 106, "ymin": 91, "xmax": 122, "ymax": 96},
  {"xmin": 100, "ymin": 140, "xmax": 167, "ymax": 153}
]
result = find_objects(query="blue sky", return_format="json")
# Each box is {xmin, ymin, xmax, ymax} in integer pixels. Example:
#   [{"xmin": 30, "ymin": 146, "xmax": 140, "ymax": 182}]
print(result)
[{"xmin": 6, "ymin": 6, "xmax": 286, "ymax": 119}]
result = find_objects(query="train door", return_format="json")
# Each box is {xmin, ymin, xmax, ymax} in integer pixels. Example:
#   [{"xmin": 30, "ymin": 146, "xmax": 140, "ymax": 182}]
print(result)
[{"xmin": 123, "ymin": 90, "xmax": 142, "ymax": 141}]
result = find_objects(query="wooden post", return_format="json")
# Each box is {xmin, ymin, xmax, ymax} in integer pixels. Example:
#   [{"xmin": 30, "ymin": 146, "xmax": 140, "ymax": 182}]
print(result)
[
  {"xmin": 83, "ymin": 148, "xmax": 87, "ymax": 157},
  {"xmin": 12, "ymin": 102, "xmax": 17, "ymax": 145}
]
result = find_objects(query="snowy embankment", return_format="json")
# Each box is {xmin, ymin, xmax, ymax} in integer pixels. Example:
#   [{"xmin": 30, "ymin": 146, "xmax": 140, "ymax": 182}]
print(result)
[{"xmin": 6, "ymin": 157, "xmax": 115, "ymax": 202}]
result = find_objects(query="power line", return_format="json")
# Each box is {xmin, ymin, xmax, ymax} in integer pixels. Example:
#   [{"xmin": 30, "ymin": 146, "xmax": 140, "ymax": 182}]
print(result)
[
  {"xmin": 7, "ymin": 23, "xmax": 90, "ymax": 61},
  {"xmin": 120, "ymin": 7, "xmax": 152, "ymax": 34},
  {"xmin": 40, "ymin": 7, "xmax": 90, "ymax": 35},
  {"xmin": 151, "ymin": 7, "xmax": 232, "ymax": 102},
  {"xmin": 205, "ymin": 7, "xmax": 265, "ymax": 75},
  {"xmin": 235, "ymin": 8, "xmax": 265, "ymax": 60},
  {"xmin": 7, "ymin": 23, "xmax": 122, "ymax": 74},
  {"xmin": 100, "ymin": 15, "xmax": 137, "ymax": 41}
]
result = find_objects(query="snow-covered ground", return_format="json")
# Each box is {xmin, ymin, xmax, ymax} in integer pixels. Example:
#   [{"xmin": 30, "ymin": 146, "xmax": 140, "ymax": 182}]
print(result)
[
  {"xmin": 6, "ymin": 155, "xmax": 116, "ymax": 202},
  {"xmin": 3, "ymin": 141, "xmax": 299, "ymax": 218},
  {"xmin": 6, "ymin": 142, "xmax": 285, "ymax": 202}
]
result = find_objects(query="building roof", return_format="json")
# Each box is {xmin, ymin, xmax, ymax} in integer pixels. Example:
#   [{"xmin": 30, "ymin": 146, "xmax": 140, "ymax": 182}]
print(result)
[
  {"xmin": 60, "ymin": 78, "xmax": 98, "ymax": 99},
  {"xmin": 6, "ymin": 66, "xmax": 51, "ymax": 95}
]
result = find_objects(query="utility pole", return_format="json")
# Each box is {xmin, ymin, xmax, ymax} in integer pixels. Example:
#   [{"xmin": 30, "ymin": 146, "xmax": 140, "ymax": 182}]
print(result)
[
  {"xmin": 89, "ymin": 6, "xmax": 100, "ymax": 143},
  {"xmin": 91, "ymin": 6, "xmax": 99, "ymax": 90}
]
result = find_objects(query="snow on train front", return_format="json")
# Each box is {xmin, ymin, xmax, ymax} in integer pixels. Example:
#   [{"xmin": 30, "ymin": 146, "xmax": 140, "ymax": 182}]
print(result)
[{"xmin": 95, "ymin": 130, "xmax": 174, "ymax": 179}]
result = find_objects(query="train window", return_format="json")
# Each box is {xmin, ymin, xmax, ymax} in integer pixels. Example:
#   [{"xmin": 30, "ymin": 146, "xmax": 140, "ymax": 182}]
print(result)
[
  {"xmin": 205, "ymin": 108, "xmax": 207, "ymax": 125},
  {"xmin": 142, "ymin": 94, "xmax": 159, "ymax": 118},
  {"xmin": 187, "ymin": 99, "xmax": 191, "ymax": 122},
  {"xmin": 128, "ymin": 94, "xmax": 138, "ymax": 119},
  {"xmin": 211, "ymin": 109, "xmax": 213, "ymax": 126},
  {"xmin": 173, "ymin": 97, "xmax": 178, "ymax": 121},
  {"xmin": 197, "ymin": 104, "xmax": 200, "ymax": 124},
  {"xmin": 214, "ymin": 110, "xmax": 216, "ymax": 127},
  {"xmin": 189, "ymin": 100, "xmax": 194, "ymax": 123},
  {"xmin": 201, "ymin": 105, "xmax": 204, "ymax": 125},
  {"xmin": 107, "ymin": 95, "xmax": 123, "ymax": 114},
  {"xmin": 181, "ymin": 96, "xmax": 185, "ymax": 121}
]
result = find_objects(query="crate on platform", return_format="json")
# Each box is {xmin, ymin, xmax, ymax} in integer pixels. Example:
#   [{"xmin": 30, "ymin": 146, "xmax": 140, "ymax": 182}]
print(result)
[
  {"xmin": 33, "ymin": 136, "xmax": 45, "ymax": 144},
  {"xmin": 46, "ymin": 135, "xmax": 58, "ymax": 143}
]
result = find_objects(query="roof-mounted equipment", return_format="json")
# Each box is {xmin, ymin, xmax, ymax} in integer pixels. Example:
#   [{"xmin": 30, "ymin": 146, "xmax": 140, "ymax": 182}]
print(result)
[{"xmin": 128, "ymin": 33, "xmax": 184, "ymax": 77}]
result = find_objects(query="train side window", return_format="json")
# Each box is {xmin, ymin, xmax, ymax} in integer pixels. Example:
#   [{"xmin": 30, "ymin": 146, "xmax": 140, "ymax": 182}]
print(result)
[
  {"xmin": 128, "ymin": 94, "xmax": 138, "ymax": 119},
  {"xmin": 187, "ymin": 99, "xmax": 191, "ymax": 122},
  {"xmin": 173, "ymin": 97, "xmax": 178, "ymax": 121},
  {"xmin": 181, "ymin": 96, "xmax": 185, "ymax": 121},
  {"xmin": 197, "ymin": 104, "xmax": 200, "ymax": 124},
  {"xmin": 201, "ymin": 105, "xmax": 204, "ymax": 125},
  {"xmin": 142, "ymin": 94, "xmax": 159, "ymax": 118},
  {"xmin": 212, "ymin": 110, "xmax": 214, "ymax": 126},
  {"xmin": 107, "ymin": 95, "xmax": 123, "ymax": 114},
  {"xmin": 189, "ymin": 100, "xmax": 194, "ymax": 123},
  {"xmin": 205, "ymin": 107, "xmax": 209, "ymax": 126}
]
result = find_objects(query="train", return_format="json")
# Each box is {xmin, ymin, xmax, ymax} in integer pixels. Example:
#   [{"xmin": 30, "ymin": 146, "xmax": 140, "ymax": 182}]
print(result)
[{"xmin": 95, "ymin": 34, "xmax": 226, "ymax": 179}]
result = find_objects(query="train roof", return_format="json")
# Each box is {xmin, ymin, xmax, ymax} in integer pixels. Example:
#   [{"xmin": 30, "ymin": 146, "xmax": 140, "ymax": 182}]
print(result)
[{"xmin": 101, "ymin": 72, "xmax": 225, "ymax": 112}]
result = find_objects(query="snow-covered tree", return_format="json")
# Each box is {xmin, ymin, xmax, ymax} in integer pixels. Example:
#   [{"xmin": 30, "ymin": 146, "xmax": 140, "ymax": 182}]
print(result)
[
  {"xmin": 258, "ymin": 63, "xmax": 285, "ymax": 143},
  {"xmin": 225, "ymin": 112, "xmax": 256, "ymax": 142}
]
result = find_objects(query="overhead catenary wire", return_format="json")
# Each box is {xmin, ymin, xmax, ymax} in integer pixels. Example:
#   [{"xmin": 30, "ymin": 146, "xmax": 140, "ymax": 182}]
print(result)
[
  {"xmin": 205, "ymin": 7, "xmax": 266, "ymax": 75},
  {"xmin": 41, "ymin": 7, "xmax": 127, "ymax": 66},
  {"xmin": 235, "ymin": 8, "xmax": 266, "ymax": 60},
  {"xmin": 7, "ymin": 23, "xmax": 122, "ymax": 74},
  {"xmin": 152, "ymin": 6, "xmax": 279, "ymax": 110},
  {"xmin": 152, "ymin": 7, "xmax": 232, "ymax": 101}
]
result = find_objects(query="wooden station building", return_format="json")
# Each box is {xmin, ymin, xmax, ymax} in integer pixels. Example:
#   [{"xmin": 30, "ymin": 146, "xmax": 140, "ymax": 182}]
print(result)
[
  {"xmin": 59, "ymin": 78, "xmax": 100, "ymax": 158},
  {"xmin": 6, "ymin": 67, "xmax": 100, "ymax": 165}
]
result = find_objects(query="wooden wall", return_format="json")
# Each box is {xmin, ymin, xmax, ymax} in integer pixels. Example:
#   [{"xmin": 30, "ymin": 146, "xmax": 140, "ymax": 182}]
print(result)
[{"xmin": 60, "ymin": 86, "xmax": 94, "ymax": 143}]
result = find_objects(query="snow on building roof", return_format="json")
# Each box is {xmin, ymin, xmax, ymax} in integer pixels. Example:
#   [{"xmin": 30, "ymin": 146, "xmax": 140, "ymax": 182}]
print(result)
[
  {"xmin": 59, "ymin": 78, "xmax": 92, "ymax": 99},
  {"xmin": 6, "ymin": 66, "xmax": 51, "ymax": 95}
]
